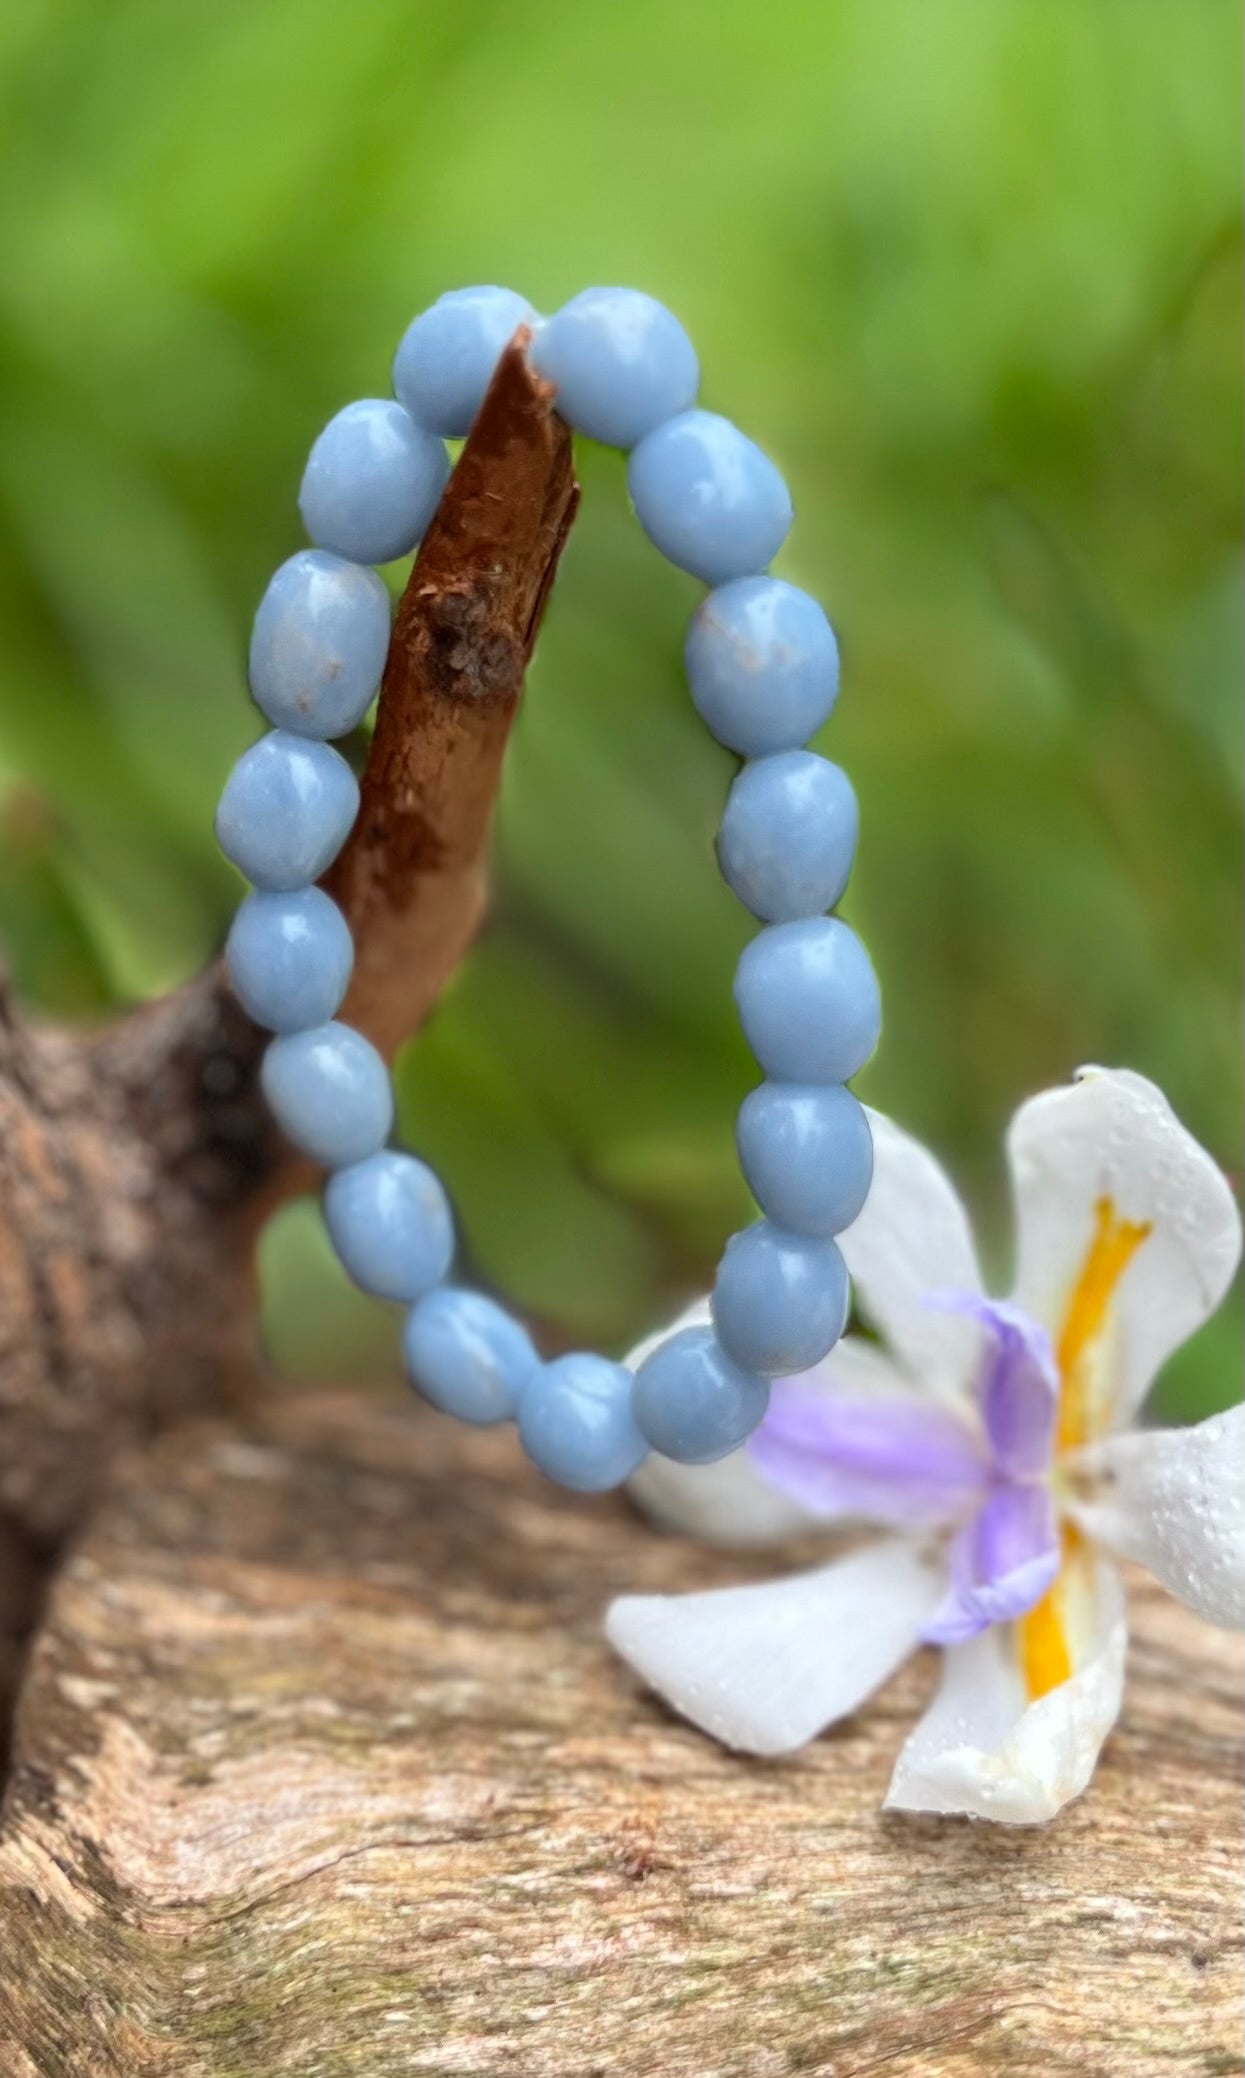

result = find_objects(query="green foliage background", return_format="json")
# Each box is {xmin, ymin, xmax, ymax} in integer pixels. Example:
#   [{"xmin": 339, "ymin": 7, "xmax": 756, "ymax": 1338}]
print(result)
[{"xmin": 0, "ymin": 0, "xmax": 1239, "ymax": 1419}]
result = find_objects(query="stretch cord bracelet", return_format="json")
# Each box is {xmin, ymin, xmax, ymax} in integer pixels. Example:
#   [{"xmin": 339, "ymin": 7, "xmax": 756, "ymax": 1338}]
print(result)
[{"xmin": 217, "ymin": 285, "xmax": 882, "ymax": 1492}]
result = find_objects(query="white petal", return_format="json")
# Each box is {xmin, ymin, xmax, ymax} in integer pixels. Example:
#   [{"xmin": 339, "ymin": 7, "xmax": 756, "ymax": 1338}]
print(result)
[
  {"xmin": 625, "ymin": 1335, "xmax": 920, "ymax": 1548},
  {"xmin": 623, "ymin": 1294, "xmax": 712, "ymax": 1374},
  {"xmin": 785, "ymin": 1331, "xmax": 926, "ymax": 1401},
  {"xmin": 607, "ymin": 1540, "xmax": 940, "ymax": 1756},
  {"xmin": 1008, "ymin": 1067, "xmax": 1242, "ymax": 1431},
  {"xmin": 841, "ymin": 1109, "xmax": 986, "ymax": 1394},
  {"xmin": 626, "ymin": 1447, "xmax": 817, "ymax": 1547},
  {"xmin": 886, "ymin": 1558, "xmax": 1126, "ymax": 1825},
  {"xmin": 1067, "ymin": 1403, "xmax": 1245, "ymax": 1629},
  {"xmin": 625, "ymin": 1295, "xmax": 804, "ymax": 1546}
]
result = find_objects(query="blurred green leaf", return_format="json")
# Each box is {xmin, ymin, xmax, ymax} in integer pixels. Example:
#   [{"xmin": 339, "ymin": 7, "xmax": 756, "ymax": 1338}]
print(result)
[
  {"xmin": 258, "ymin": 1195, "xmax": 402, "ymax": 1384},
  {"xmin": 0, "ymin": 0, "xmax": 1238, "ymax": 1411}
]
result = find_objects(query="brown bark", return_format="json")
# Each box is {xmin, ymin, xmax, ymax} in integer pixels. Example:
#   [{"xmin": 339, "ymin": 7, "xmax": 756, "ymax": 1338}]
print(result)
[
  {"xmin": 324, "ymin": 335, "xmax": 578, "ymax": 1058},
  {"xmin": 1, "ymin": 1393, "xmax": 1239, "ymax": 2077},
  {"xmin": 0, "ymin": 337, "xmax": 577, "ymax": 1556}
]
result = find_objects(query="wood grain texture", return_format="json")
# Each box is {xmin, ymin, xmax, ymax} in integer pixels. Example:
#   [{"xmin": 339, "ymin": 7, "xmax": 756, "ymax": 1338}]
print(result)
[{"xmin": 1, "ymin": 1392, "xmax": 1239, "ymax": 2078}]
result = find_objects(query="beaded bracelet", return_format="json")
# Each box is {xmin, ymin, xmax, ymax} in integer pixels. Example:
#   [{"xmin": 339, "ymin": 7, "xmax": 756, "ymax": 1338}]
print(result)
[{"xmin": 217, "ymin": 285, "xmax": 881, "ymax": 1493}]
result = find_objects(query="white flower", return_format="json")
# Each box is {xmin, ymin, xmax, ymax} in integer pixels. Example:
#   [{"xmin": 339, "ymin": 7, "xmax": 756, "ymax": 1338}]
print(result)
[{"xmin": 608, "ymin": 1068, "xmax": 1243, "ymax": 1825}]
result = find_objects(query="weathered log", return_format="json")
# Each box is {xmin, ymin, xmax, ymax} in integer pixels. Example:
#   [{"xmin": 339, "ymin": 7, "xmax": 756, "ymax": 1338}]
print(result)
[
  {"xmin": 0, "ymin": 339, "xmax": 577, "ymax": 1560},
  {"xmin": 1, "ymin": 1392, "xmax": 1238, "ymax": 2076}
]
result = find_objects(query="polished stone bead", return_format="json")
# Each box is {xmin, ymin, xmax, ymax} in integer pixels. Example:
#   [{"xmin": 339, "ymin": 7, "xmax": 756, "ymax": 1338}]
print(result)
[
  {"xmin": 260, "ymin": 1021, "xmax": 392, "ymax": 1169},
  {"xmin": 736, "ymin": 1082, "xmax": 873, "ymax": 1236},
  {"xmin": 517, "ymin": 1353, "xmax": 648, "ymax": 1491},
  {"xmin": 718, "ymin": 752, "xmax": 857, "ymax": 920},
  {"xmin": 628, "ymin": 410, "xmax": 792, "ymax": 584},
  {"xmin": 393, "ymin": 286, "xmax": 535, "ymax": 438},
  {"xmin": 249, "ymin": 550, "xmax": 390, "ymax": 739},
  {"xmin": 531, "ymin": 287, "xmax": 698, "ymax": 449},
  {"xmin": 631, "ymin": 1324, "xmax": 770, "ymax": 1464},
  {"xmin": 712, "ymin": 1221, "xmax": 849, "ymax": 1377},
  {"xmin": 226, "ymin": 887, "xmax": 353, "ymax": 1033},
  {"xmin": 734, "ymin": 918, "xmax": 880, "ymax": 1083},
  {"xmin": 299, "ymin": 399, "xmax": 449, "ymax": 565},
  {"xmin": 403, "ymin": 1287, "xmax": 539, "ymax": 1424},
  {"xmin": 324, "ymin": 1150, "xmax": 454, "ymax": 1303},
  {"xmin": 685, "ymin": 578, "xmax": 839, "ymax": 755},
  {"xmin": 215, "ymin": 730, "xmax": 359, "ymax": 890}
]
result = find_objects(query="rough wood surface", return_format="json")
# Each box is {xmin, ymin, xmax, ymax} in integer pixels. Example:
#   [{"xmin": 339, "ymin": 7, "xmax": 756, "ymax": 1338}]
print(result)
[
  {"xmin": 0, "ymin": 339, "xmax": 576, "ymax": 1560},
  {"xmin": 1, "ymin": 1392, "xmax": 1239, "ymax": 2078}
]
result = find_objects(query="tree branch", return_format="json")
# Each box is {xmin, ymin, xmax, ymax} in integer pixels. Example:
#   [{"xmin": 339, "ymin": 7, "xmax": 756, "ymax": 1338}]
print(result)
[
  {"xmin": 325, "ymin": 332, "xmax": 578, "ymax": 1056},
  {"xmin": 0, "ymin": 336, "xmax": 577, "ymax": 1557}
]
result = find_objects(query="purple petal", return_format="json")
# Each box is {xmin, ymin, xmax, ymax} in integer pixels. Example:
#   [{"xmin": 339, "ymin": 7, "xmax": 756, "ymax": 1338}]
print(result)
[
  {"xmin": 921, "ymin": 1480, "xmax": 1060, "ymax": 1645},
  {"xmin": 926, "ymin": 1290, "xmax": 1058, "ymax": 1481},
  {"xmin": 748, "ymin": 1377, "xmax": 988, "ymax": 1530}
]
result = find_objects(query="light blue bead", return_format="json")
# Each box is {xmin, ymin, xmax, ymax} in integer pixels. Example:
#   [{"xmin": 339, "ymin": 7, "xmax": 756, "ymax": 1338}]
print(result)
[
  {"xmin": 394, "ymin": 286, "xmax": 535, "ymax": 438},
  {"xmin": 260, "ymin": 1021, "xmax": 392, "ymax": 1169},
  {"xmin": 531, "ymin": 287, "xmax": 698, "ymax": 449},
  {"xmin": 249, "ymin": 550, "xmax": 390, "ymax": 740},
  {"xmin": 712, "ymin": 1221, "xmax": 849, "ymax": 1377},
  {"xmin": 631, "ymin": 1325, "xmax": 770, "ymax": 1465},
  {"xmin": 215, "ymin": 731, "xmax": 359, "ymax": 890},
  {"xmin": 718, "ymin": 753, "xmax": 857, "ymax": 921},
  {"xmin": 685, "ymin": 578, "xmax": 840, "ymax": 755},
  {"xmin": 324, "ymin": 1150, "xmax": 454, "ymax": 1303},
  {"xmin": 627, "ymin": 410, "xmax": 792, "ymax": 585},
  {"xmin": 403, "ymin": 1288, "xmax": 539, "ymax": 1425},
  {"xmin": 226, "ymin": 887, "xmax": 354, "ymax": 1033},
  {"xmin": 734, "ymin": 918, "xmax": 880, "ymax": 1083},
  {"xmin": 736, "ymin": 1083, "xmax": 873, "ymax": 1237},
  {"xmin": 299, "ymin": 400, "xmax": 450, "ymax": 566},
  {"xmin": 517, "ymin": 1353, "xmax": 648, "ymax": 1492}
]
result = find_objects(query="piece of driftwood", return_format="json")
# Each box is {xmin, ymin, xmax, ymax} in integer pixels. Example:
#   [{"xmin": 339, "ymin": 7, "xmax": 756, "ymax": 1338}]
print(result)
[
  {"xmin": 0, "ymin": 339, "xmax": 576, "ymax": 1588},
  {"xmin": 1, "ymin": 1391, "xmax": 1239, "ymax": 2077}
]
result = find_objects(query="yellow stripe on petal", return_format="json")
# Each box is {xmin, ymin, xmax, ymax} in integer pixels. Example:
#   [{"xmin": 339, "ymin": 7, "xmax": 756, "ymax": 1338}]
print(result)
[
  {"xmin": 1019, "ymin": 1199, "xmax": 1151, "ymax": 1702},
  {"xmin": 1020, "ymin": 1612, "xmax": 1070, "ymax": 1701},
  {"xmin": 1055, "ymin": 1197, "xmax": 1151, "ymax": 1453},
  {"xmin": 1018, "ymin": 1526, "xmax": 1079, "ymax": 1700},
  {"xmin": 1017, "ymin": 1525, "xmax": 1110, "ymax": 1702}
]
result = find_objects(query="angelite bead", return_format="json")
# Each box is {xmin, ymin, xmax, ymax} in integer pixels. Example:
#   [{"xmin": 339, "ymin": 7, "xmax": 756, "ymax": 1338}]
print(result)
[
  {"xmin": 736, "ymin": 1082, "xmax": 873, "ymax": 1237},
  {"xmin": 404, "ymin": 1288, "xmax": 539, "ymax": 1425},
  {"xmin": 712, "ymin": 1221, "xmax": 849, "ymax": 1377},
  {"xmin": 517, "ymin": 1353, "xmax": 648, "ymax": 1492},
  {"xmin": 718, "ymin": 753, "xmax": 857, "ymax": 921},
  {"xmin": 324, "ymin": 1150, "xmax": 454, "ymax": 1303},
  {"xmin": 628, "ymin": 411, "xmax": 792, "ymax": 585},
  {"xmin": 685, "ymin": 578, "xmax": 839, "ymax": 756},
  {"xmin": 260, "ymin": 1021, "xmax": 393, "ymax": 1169},
  {"xmin": 299, "ymin": 399, "xmax": 449, "ymax": 566},
  {"xmin": 249, "ymin": 550, "xmax": 390, "ymax": 740},
  {"xmin": 215, "ymin": 731, "xmax": 359, "ymax": 890},
  {"xmin": 531, "ymin": 287, "xmax": 698, "ymax": 449},
  {"xmin": 734, "ymin": 918, "xmax": 880, "ymax": 1083},
  {"xmin": 226, "ymin": 887, "xmax": 353, "ymax": 1033},
  {"xmin": 394, "ymin": 285, "xmax": 535, "ymax": 438},
  {"xmin": 631, "ymin": 1325, "xmax": 770, "ymax": 1465}
]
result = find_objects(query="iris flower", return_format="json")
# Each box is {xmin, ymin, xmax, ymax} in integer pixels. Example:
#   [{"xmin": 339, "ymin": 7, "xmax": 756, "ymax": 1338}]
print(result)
[{"xmin": 608, "ymin": 1069, "xmax": 1243, "ymax": 1824}]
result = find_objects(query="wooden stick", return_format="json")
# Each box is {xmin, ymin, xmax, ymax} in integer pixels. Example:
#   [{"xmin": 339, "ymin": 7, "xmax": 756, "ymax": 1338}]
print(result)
[
  {"xmin": 325, "ymin": 332, "xmax": 578, "ymax": 1055},
  {"xmin": 0, "ymin": 339, "xmax": 577, "ymax": 1558}
]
